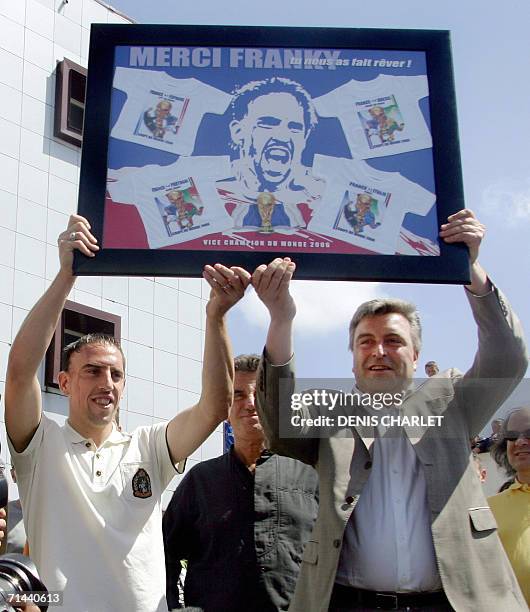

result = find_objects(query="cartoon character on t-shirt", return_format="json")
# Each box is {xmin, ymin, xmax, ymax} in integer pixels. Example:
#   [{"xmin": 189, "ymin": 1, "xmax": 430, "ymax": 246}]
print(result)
[
  {"xmin": 142, "ymin": 99, "xmax": 179, "ymax": 140},
  {"xmin": 163, "ymin": 189, "xmax": 204, "ymax": 231},
  {"xmin": 344, "ymin": 192, "xmax": 380, "ymax": 235},
  {"xmin": 366, "ymin": 105, "xmax": 404, "ymax": 145}
]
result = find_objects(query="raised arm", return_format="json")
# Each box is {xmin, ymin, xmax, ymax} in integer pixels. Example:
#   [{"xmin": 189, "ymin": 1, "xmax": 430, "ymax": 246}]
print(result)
[
  {"xmin": 439, "ymin": 209, "xmax": 526, "ymax": 375},
  {"xmin": 439, "ymin": 208, "xmax": 489, "ymax": 295},
  {"xmin": 440, "ymin": 209, "xmax": 527, "ymax": 431},
  {"xmin": 165, "ymin": 264, "xmax": 250, "ymax": 464},
  {"xmin": 5, "ymin": 216, "xmax": 98, "ymax": 452},
  {"xmin": 253, "ymin": 258, "xmax": 318, "ymax": 466},
  {"xmin": 252, "ymin": 257, "xmax": 297, "ymax": 364}
]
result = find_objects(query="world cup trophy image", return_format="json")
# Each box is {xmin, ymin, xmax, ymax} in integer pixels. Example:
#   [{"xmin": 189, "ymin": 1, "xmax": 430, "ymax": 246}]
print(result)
[{"xmin": 256, "ymin": 192, "xmax": 277, "ymax": 233}]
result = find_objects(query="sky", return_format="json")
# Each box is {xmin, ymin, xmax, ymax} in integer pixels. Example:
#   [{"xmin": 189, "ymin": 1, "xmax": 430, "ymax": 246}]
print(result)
[{"xmin": 103, "ymin": 0, "xmax": 530, "ymax": 419}]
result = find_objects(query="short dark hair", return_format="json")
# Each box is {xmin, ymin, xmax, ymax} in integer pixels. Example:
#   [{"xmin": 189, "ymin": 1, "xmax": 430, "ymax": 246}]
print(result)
[
  {"xmin": 231, "ymin": 77, "xmax": 317, "ymax": 136},
  {"xmin": 348, "ymin": 298, "xmax": 422, "ymax": 353},
  {"xmin": 234, "ymin": 354, "xmax": 260, "ymax": 373},
  {"xmin": 490, "ymin": 406, "xmax": 529, "ymax": 476},
  {"xmin": 63, "ymin": 333, "xmax": 125, "ymax": 372}
]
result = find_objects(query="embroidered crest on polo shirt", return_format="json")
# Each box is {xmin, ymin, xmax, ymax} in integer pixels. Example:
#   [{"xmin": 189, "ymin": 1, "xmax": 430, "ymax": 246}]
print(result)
[{"xmin": 132, "ymin": 468, "xmax": 152, "ymax": 498}]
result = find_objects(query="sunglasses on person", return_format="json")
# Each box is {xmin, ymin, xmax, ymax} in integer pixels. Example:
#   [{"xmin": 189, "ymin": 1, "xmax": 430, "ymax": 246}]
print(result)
[{"xmin": 504, "ymin": 429, "xmax": 530, "ymax": 442}]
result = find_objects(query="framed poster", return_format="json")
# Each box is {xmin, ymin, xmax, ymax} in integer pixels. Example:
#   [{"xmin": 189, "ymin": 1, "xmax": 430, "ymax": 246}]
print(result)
[{"xmin": 76, "ymin": 24, "xmax": 469, "ymax": 283}]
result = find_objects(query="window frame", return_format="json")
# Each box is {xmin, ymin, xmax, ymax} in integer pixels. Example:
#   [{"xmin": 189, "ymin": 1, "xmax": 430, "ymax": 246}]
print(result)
[{"xmin": 54, "ymin": 58, "xmax": 88, "ymax": 147}]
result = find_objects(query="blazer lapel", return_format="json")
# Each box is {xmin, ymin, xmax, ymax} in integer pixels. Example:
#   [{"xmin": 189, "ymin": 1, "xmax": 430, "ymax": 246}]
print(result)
[{"xmin": 402, "ymin": 377, "xmax": 455, "ymax": 446}]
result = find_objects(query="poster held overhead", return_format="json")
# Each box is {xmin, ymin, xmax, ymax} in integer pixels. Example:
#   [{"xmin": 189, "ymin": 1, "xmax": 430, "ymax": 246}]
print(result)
[{"xmin": 76, "ymin": 24, "xmax": 469, "ymax": 283}]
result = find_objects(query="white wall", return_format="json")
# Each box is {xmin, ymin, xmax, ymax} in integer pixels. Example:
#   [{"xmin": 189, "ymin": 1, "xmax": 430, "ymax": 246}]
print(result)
[{"xmin": 0, "ymin": 0, "xmax": 223, "ymax": 508}]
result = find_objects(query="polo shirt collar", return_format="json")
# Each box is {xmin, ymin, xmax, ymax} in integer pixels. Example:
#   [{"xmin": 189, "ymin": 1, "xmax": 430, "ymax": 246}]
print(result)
[
  {"xmin": 510, "ymin": 478, "xmax": 530, "ymax": 492},
  {"xmin": 65, "ymin": 419, "xmax": 131, "ymax": 447}
]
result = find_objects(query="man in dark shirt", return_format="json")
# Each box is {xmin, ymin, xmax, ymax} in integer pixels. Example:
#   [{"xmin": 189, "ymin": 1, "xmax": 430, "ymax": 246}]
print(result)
[{"xmin": 163, "ymin": 354, "xmax": 318, "ymax": 612}]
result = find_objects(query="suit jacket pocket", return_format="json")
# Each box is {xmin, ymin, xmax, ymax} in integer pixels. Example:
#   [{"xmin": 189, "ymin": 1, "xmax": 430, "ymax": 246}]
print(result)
[
  {"xmin": 469, "ymin": 506, "xmax": 498, "ymax": 532},
  {"xmin": 302, "ymin": 540, "xmax": 318, "ymax": 565}
]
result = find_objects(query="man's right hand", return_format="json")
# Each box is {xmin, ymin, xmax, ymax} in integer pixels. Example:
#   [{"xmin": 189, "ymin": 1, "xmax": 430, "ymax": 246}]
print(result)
[
  {"xmin": 252, "ymin": 257, "xmax": 296, "ymax": 323},
  {"xmin": 57, "ymin": 214, "xmax": 99, "ymax": 276}
]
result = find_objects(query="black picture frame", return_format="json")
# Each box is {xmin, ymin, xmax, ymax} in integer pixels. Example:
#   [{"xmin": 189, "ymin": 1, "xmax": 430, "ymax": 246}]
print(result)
[{"xmin": 75, "ymin": 24, "xmax": 469, "ymax": 283}]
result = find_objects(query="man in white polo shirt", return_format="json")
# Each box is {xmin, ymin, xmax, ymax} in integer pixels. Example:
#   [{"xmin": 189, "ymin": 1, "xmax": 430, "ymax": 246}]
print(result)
[{"xmin": 4, "ymin": 214, "xmax": 250, "ymax": 612}]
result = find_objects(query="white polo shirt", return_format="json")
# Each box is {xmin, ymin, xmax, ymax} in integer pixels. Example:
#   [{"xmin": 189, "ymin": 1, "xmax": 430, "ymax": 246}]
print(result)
[{"xmin": 9, "ymin": 414, "xmax": 183, "ymax": 612}]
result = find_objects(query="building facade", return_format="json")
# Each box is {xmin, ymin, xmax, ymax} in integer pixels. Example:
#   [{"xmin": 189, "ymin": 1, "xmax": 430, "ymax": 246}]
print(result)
[{"xmin": 0, "ymin": 0, "xmax": 222, "ymax": 506}]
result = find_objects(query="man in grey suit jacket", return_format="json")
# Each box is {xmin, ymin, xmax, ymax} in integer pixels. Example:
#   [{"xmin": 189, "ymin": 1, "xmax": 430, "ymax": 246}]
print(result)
[{"xmin": 253, "ymin": 209, "xmax": 528, "ymax": 611}]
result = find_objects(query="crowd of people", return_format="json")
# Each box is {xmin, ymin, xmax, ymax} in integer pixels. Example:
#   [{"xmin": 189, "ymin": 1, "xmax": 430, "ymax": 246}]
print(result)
[{"xmin": 0, "ymin": 208, "xmax": 528, "ymax": 611}]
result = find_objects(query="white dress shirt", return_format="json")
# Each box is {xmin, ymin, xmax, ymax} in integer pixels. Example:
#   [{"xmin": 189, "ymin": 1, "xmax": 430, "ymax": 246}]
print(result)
[{"xmin": 336, "ymin": 409, "xmax": 442, "ymax": 592}]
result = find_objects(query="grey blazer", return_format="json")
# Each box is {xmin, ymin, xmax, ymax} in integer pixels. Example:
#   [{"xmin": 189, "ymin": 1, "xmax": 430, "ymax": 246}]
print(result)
[{"xmin": 257, "ymin": 287, "xmax": 528, "ymax": 612}]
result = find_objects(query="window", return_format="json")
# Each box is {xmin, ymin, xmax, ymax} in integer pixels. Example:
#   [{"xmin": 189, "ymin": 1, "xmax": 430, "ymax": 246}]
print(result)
[
  {"xmin": 54, "ymin": 58, "xmax": 87, "ymax": 147},
  {"xmin": 45, "ymin": 300, "xmax": 121, "ymax": 389}
]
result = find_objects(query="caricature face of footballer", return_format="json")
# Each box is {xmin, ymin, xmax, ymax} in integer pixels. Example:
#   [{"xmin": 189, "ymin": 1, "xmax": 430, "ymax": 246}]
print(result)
[
  {"xmin": 369, "ymin": 106, "xmax": 385, "ymax": 118},
  {"xmin": 230, "ymin": 92, "xmax": 307, "ymax": 189},
  {"xmin": 356, "ymin": 194, "xmax": 372, "ymax": 212},
  {"xmin": 156, "ymin": 100, "xmax": 172, "ymax": 119},
  {"xmin": 166, "ymin": 190, "xmax": 184, "ymax": 207}
]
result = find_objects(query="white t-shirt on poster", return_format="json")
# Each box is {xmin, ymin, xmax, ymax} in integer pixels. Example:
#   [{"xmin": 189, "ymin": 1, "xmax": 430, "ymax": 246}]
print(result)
[
  {"xmin": 309, "ymin": 154, "xmax": 436, "ymax": 254},
  {"xmin": 111, "ymin": 67, "xmax": 231, "ymax": 155},
  {"xmin": 107, "ymin": 156, "xmax": 233, "ymax": 248},
  {"xmin": 313, "ymin": 75, "xmax": 432, "ymax": 159}
]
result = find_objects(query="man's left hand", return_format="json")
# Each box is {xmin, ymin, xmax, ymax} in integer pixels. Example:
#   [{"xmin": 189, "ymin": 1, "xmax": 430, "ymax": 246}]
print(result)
[{"xmin": 439, "ymin": 208, "xmax": 485, "ymax": 264}]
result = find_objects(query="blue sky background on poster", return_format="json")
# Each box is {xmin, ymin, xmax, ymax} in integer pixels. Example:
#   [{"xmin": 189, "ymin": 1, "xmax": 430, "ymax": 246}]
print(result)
[{"xmin": 108, "ymin": 44, "xmax": 437, "ymax": 247}]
